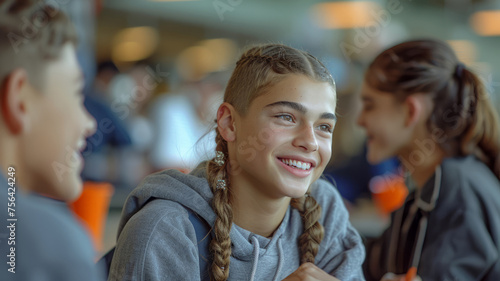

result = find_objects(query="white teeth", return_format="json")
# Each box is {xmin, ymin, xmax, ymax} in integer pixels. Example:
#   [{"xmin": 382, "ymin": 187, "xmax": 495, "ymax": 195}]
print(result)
[{"xmin": 280, "ymin": 158, "xmax": 312, "ymax": 170}]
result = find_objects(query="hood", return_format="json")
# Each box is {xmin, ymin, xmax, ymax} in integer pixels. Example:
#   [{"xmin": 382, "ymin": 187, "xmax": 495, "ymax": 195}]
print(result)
[
  {"xmin": 116, "ymin": 162, "xmax": 289, "ymax": 265},
  {"xmin": 117, "ymin": 163, "xmax": 215, "ymax": 237}
]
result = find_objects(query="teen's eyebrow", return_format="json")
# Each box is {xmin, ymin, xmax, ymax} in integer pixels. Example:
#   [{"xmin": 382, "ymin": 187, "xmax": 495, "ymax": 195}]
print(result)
[
  {"xmin": 320, "ymin": 112, "xmax": 337, "ymax": 121},
  {"xmin": 266, "ymin": 101, "xmax": 306, "ymax": 114},
  {"xmin": 265, "ymin": 101, "xmax": 336, "ymax": 121}
]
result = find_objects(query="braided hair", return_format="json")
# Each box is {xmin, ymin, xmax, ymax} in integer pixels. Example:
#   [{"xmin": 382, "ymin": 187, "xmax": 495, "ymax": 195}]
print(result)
[{"xmin": 206, "ymin": 44, "xmax": 335, "ymax": 281}]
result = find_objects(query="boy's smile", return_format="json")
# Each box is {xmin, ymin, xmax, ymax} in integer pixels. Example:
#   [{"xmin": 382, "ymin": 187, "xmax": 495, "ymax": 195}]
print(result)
[{"xmin": 22, "ymin": 43, "xmax": 96, "ymax": 201}]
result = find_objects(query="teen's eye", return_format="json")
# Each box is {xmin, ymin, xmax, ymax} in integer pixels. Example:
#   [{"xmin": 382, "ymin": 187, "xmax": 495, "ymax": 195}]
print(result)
[
  {"xmin": 276, "ymin": 114, "xmax": 294, "ymax": 122},
  {"xmin": 362, "ymin": 104, "xmax": 374, "ymax": 112},
  {"xmin": 318, "ymin": 124, "xmax": 333, "ymax": 133}
]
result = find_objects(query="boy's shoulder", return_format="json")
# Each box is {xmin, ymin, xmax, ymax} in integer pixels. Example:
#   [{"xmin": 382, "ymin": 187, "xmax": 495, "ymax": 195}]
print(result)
[{"xmin": 0, "ymin": 186, "xmax": 104, "ymax": 280}]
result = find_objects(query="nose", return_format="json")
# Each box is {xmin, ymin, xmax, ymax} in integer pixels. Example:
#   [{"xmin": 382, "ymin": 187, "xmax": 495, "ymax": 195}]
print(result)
[{"xmin": 292, "ymin": 125, "xmax": 318, "ymax": 152}]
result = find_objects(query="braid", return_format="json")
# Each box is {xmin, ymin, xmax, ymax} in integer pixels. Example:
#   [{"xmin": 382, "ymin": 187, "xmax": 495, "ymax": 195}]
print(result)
[
  {"xmin": 206, "ymin": 132, "xmax": 233, "ymax": 281},
  {"xmin": 291, "ymin": 193, "xmax": 325, "ymax": 264},
  {"xmin": 207, "ymin": 43, "xmax": 334, "ymax": 276}
]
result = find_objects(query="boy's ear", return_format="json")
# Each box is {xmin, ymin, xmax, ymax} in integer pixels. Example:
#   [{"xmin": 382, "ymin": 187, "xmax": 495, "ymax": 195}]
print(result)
[
  {"xmin": 404, "ymin": 95, "xmax": 425, "ymax": 128},
  {"xmin": 217, "ymin": 102, "xmax": 237, "ymax": 142},
  {"xmin": 1, "ymin": 69, "xmax": 30, "ymax": 135}
]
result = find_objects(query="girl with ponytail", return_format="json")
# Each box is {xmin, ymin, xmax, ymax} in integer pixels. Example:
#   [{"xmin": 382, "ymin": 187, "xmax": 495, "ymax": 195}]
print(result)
[
  {"xmin": 358, "ymin": 39, "xmax": 500, "ymax": 281},
  {"xmin": 108, "ymin": 43, "xmax": 365, "ymax": 281}
]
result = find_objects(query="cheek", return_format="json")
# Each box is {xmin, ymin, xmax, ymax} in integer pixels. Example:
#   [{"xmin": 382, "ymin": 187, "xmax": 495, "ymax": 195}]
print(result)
[
  {"xmin": 319, "ymin": 139, "xmax": 332, "ymax": 163},
  {"xmin": 254, "ymin": 125, "xmax": 286, "ymax": 150}
]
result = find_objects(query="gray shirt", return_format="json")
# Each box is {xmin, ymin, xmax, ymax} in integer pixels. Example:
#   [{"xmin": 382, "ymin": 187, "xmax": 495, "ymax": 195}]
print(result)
[{"xmin": 0, "ymin": 171, "xmax": 105, "ymax": 281}]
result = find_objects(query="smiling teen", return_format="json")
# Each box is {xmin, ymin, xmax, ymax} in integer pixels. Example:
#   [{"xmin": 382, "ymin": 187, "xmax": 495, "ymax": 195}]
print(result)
[
  {"xmin": 0, "ymin": 0, "xmax": 103, "ymax": 280},
  {"xmin": 359, "ymin": 39, "xmax": 500, "ymax": 281},
  {"xmin": 108, "ymin": 44, "xmax": 365, "ymax": 281}
]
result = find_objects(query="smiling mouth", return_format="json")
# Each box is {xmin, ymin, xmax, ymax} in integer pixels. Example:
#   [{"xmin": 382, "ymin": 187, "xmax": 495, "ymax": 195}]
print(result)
[{"xmin": 278, "ymin": 158, "xmax": 312, "ymax": 170}]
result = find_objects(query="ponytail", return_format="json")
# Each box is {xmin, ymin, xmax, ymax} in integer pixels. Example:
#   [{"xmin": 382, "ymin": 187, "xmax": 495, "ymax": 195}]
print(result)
[
  {"xmin": 459, "ymin": 69, "xmax": 500, "ymax": 180},
  {"xmin": 206, "ymin": 132, "xmax": 233, "ymax": 281}
]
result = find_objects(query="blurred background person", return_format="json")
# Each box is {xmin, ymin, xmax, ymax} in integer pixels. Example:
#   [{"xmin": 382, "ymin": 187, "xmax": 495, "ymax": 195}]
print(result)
[{"xmin": 359, "ymin": 39, "xmax": 500, "ymax": 281}]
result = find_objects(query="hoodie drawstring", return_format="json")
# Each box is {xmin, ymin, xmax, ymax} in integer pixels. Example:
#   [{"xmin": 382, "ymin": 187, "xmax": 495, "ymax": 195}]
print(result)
[
  {"xmin": 272, "ymin": 238, "xmax": 284, "ymax": 281},
  {"xmin": 249, "ymin": 236, "xmax": 260, "ymax": 281},
  {"xmin": 249, "ymin": 236, "xmax": 284, "ymax": 281}
]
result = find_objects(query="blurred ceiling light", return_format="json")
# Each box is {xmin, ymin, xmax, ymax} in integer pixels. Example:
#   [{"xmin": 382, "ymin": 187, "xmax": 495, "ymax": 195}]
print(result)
[
  {"xmin": 447, "ymin": 40, "xmax": 477, "ymax": 66},
  {"xmin": 176, "ymin": 46, "xmax": 215, "ymax": 81},
  {"xmin": 112, "ymin": 26, "xmax": 159, "ymax": 62},
  {"xmin": 199, "ymin": 38, "xmax": 237, "ymax": 71},
  {"xmin": 470, "ymin": 10, "xmax": 500, "ymax": 36},
  {"xmin": 311, "ymin": 1, "xmax": 382, "ymax": 29}
]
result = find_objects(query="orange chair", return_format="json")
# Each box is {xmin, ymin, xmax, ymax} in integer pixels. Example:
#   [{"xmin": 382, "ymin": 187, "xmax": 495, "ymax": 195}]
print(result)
[{"xmin": 70, "ymin": 182, "xmax": 114, "ymax": 253}]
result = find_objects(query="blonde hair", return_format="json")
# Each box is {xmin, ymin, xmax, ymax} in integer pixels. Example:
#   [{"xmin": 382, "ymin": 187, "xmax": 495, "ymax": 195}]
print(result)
[{"xmin": 206, "ymin": 43, "xmax": 335, "ymax": 280}]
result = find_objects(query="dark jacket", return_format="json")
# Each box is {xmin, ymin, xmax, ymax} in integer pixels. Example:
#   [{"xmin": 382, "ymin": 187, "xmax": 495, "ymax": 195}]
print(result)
[{"xmin": 364, "ymin": 156, "xmax": 500, "ymax": 281}]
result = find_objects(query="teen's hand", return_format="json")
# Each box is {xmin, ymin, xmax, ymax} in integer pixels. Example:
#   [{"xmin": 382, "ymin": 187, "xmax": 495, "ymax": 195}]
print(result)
[
  {"xmin": 381, "ymin": 272, "xmax": 422, "ymax": 281},
  {"xmin": 282, "ymin": 263, "xmax": 341, "ymax": 281}
]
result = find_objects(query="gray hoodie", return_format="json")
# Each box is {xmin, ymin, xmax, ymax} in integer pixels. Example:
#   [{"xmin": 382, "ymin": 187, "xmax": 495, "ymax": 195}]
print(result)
[{"xmin": 109, "ymin": 164, "xmax": 365, "ymax": 281}]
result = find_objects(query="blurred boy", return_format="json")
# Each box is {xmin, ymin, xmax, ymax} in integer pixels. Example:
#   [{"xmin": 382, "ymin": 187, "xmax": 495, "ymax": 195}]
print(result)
[{"xmin": 0, "ymin": 0, "xmax": 103, "ymax": 280}]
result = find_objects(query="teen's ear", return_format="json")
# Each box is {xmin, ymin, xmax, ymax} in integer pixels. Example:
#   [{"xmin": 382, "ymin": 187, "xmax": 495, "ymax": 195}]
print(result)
[
  {"xmin": 0, "ymin": 69, "xmax": 30, "ymax": 135},
  {"xmin": 404, "ymin": 95, "xmax": 426, "ymax": 128},
  {"xmin": 217, "ymin": 102, "xmax": 237, "ymax": 142}
]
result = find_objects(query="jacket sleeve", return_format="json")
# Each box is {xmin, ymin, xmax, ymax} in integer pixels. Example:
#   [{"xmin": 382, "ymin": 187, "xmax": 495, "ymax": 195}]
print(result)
[
  {"xmin": 314, "ymin": 180, "xmax": 366, "ymax": 281},
  {"xmin": 108, "ymin": 200, "xmax": 201, "ymax": 281}
]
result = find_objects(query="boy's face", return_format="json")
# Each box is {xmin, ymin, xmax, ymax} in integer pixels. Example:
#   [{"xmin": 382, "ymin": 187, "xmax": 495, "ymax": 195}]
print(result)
[{"xmin": 20, "ymin": 43, "xmax": 96, "ymax": 201}]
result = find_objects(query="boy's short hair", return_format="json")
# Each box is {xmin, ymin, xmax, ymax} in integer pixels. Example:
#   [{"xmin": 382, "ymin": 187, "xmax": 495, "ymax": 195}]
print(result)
[{"xmin": 0, "ymin": 0, "xmax": 77, "ymax": 91}]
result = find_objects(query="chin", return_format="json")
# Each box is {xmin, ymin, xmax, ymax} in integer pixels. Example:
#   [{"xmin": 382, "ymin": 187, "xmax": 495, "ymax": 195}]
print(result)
[
  {"xmin": 366, "ymin": 152, "xmax": 387, "ymax": 165},
  {"xmin": 279, "ymin": 181, "xmax": 310, "ymax": 199},
  {"xmin": 59, "ymin": 177, "xmax": 84, "ymax": 202}
]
